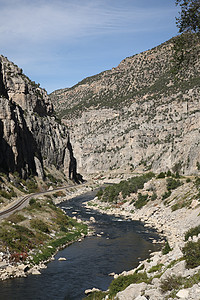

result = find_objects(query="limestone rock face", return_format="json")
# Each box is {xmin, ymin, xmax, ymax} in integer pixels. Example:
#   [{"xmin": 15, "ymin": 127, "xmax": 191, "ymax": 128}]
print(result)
[
  {"xmin": 0, "ymin": 55, "xmax": 79, "ymax": 181},
  {"xmin": 51, "ymin": 35, "xmax": 200, "ymax": 176},
  {"xmin": 0, "ymin": 56, "xmax": 53, "ymax": 116},
  {"xmin": 0, "ymin": 96, "xmax": 38, "ymax": 177}
]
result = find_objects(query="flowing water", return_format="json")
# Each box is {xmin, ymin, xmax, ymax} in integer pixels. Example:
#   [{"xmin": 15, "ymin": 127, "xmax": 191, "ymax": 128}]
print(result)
[{"xmin": 0, "ymin": 190, "xmax": 162, "ymax": 300}]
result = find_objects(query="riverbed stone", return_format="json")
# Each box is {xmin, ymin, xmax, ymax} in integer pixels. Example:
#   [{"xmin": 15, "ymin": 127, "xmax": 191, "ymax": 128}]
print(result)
[
  {"xmin": 31, "ymin": 268, "xmax": 41, "ymax": 275},
  {"xmin": 90, "ymin": 216, "xmax": 95, "ymax": 223}
]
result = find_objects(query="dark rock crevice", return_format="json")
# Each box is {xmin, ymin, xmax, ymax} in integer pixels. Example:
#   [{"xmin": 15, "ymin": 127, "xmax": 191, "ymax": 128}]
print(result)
[
  {"xmin": 0, "ymin": 63, "xmax": 8, "ymax": 99},
  {"xmin": 67, "ymin": 135, "xmax": 84, "ymax": 184}
]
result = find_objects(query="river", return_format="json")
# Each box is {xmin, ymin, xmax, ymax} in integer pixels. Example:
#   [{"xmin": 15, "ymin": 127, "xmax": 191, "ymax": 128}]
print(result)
[{"xmin": 0, "ymin": 189, "xmax": 162, "ymax": 300}]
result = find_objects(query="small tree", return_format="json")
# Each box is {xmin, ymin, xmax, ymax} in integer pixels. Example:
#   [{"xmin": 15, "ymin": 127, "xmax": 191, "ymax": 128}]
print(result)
[{"xmin": 176, "ymin": 0, "xmax": 200, "ymax": 33}]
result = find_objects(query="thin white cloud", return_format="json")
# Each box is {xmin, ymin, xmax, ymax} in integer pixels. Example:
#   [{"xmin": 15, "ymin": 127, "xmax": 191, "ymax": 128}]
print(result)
[
  {"xmin": 0, "ymin": 0, "xmax": 177, "ymax": 45},
  {"xmin": 0, "ymin": 0, "xmax": 178, "ymax": 92}
]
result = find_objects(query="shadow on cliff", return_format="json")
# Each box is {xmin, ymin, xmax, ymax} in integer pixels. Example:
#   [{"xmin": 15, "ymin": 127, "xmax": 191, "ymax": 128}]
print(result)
[
  {"xmin": 0, "ymin": 103, "xmax": 43, "ymax": 179},
  {"xmin": 0, "ymin": 120, "xmax": 15, "ymax": 175},
  {"xmin": 67, "ymin": 136, "xmax": 85, "ymax": 184}
]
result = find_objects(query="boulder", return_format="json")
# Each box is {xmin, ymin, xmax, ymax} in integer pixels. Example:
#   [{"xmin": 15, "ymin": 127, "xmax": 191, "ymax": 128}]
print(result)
[
  {"xmin": 176, "ymin": 289, "xmax": 189, "ymax": 298},
  {"xmin": 116, "ymin": 282, "xmax": 147, "ymax": 300}
]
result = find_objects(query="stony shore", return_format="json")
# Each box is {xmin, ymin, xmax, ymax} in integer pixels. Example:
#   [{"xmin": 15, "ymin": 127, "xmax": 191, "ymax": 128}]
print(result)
[{"xmin": 84, "ymin": 179, "xmax": 200, "ymax": 299}]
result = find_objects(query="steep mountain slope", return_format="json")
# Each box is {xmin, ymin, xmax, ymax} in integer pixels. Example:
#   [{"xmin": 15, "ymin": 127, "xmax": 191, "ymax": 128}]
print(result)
[
  {"xmin": 50, "ymin": 35, "xmax": 200, "ymax": 176},
  {"xmin": 0, "ymin": 55, "xmax": 80, "ymax": 182}
]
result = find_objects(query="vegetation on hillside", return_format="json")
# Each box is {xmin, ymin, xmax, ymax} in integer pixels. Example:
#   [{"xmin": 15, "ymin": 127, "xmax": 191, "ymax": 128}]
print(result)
[
  {"xmin": 51, "ymin": 32, "xmax": 200, "ymax": 121},
  {"xmin": 0, "ymin": 197, "xmax": 87, "ymax": 264},
  {"xmin": 96, "ymin": 172, "xmax": 155, "ymax": 204}
]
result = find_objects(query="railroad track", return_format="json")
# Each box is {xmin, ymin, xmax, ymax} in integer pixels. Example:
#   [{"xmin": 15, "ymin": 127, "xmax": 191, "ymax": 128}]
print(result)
[
  {"xmin": 0, "ymin": 183, "xmax": 85, "ymax": 219},
  {"xmin": 0, "ymin": 195, "xmax": 31, "ymax": 217}
]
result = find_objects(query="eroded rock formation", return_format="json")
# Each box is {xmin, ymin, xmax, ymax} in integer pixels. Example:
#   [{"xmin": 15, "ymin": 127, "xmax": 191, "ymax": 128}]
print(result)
[{"xmin": 0, "ymin": 55, "xmax": 80, "ymax": 181}]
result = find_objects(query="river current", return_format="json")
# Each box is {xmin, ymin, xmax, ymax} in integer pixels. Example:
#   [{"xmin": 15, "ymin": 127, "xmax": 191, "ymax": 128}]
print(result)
[{"xmin": 0, "ymin": 189, "xmax": 162, "ymax": 300}]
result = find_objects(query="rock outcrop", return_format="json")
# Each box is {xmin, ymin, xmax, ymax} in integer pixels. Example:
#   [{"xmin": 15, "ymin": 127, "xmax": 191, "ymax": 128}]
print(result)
[
  {"xmin": 0, "ymin": 55, "xmax": 80, "ymax": 181},
  {"xmin": 50, "ymin": 34, "xmax": 200, "ymax": 176}
]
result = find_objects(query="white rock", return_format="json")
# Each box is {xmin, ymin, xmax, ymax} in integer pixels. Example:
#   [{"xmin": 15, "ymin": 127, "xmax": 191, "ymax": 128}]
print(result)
[
  {"xmin": 31, "ymin": 269, "xmax": 41, "ymax": 275},
  {"xmin": 116, "ymin": 282, "xmax": 147, "ymax": 300},
  {"xmin": 85, "ymin": 288, "xmax": 100, "ymax": 295},
  {"xmin": 90, "ymin": 216, "xmax": 96, "ymax": 223},
  {"xmin": 58, "ymin": 257, "xmax": 66, "ymax": 261},
  {"xmin": 135, "ymin": 296, "xmax": 147, "ymax": 300},
  {"xmin": 144, "ymin": 288, "xmax": 163, "ymax": 299},
  {"xmin": 176, "ymin": 289, "xmax": 189, "ymax": 298},
  {"xmin": 192, "ymin": 235, "xmax": 198, "ymax": 242},
  {"xmin": 17, "ymin": 264, "xmax": 27, "ymax": 271}
]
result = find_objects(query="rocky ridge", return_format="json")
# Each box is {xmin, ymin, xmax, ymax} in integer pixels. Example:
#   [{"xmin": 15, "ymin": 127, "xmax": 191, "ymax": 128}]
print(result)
[
  {"xmin": 50, "ymin": 34, "xmax": 200, "ymax": 176},
  {"xmin": 0, "ymin": 55, "xmax": 80, "ymax": 182}
]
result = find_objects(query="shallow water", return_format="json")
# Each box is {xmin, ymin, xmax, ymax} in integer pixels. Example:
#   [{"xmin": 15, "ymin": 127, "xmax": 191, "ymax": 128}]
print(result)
[{"xmin": 0, "ymin": 190, "xmax": 161, "ymax": 300}]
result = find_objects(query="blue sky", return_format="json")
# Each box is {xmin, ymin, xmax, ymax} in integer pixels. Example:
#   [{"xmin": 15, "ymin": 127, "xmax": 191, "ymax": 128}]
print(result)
[{"xmin": 0, "ymin": 0, "xmax": 179, "ymax": 93}]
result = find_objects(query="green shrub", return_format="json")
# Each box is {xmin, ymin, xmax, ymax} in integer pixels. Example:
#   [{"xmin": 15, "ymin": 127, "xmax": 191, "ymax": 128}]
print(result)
[
  {"xmin": 186, "ymin": 178, "xmax": 191, "ymax": 183},
  {"xmin": 148, "ymin": 263, "xmax": 164, "ymax": 273},
  {"xmin": 160, "ymin": 274, "xmax": 183, "ymax": 293},
  {"xmin": 96, "ymin": 188, "xmax": 103, "ymax": 199},
  {"xmin": 46, "ymin": 173, "xmax": 57, "ymax": 183},
  {"xmin": 0, "ymin": 189, "xmax": 16, "ymax": 199},
  {"xmin": 183, "ymin": 270, "xmax": 200, "ymax": 288},
  {"xmin": 108, "ymin": 272, "xmax": 149, "ymax": 297},
  {"xmin": 29, "ymin": 198, "xmax": 42, "ymax": 209},
  {"xmin": 0, "ymin": 224, "xmax": 35, "ymax": 252},
  {"xmin": 55, "ymin": 209, "xmax": 71, "ymax": 226},
  {"xmin": 185, "ymin": 225, "xmax": 200, "ymax": 241},
  {"xmin": 157, "ymin": 172, "xmax": 166, "ymax": 178},
  {"xmin": 166, "ymin": 178, "xmax": 181, "ymax": 191},
  {"xmin": 26, "ymin": 178, "xmax": 38, "ymax": 193},
  {"xmin": 135, "ymin": 193, "xmax": 149, "ymax": 209},
  {"xmin": 30, "ymin": 219, "xmax": 50, "ymax": 233},
  {"xmin": 7, "ymin": 213, "xmax": 26, "ymax": 224},
  {"xmin": 166, "ymin": 170, "xmax": 172, "ymax": 177},
  {"xmin": 195, "ymin": 177, "xmax": 200, "ymax": 189},
  {"xmin": 162, "ymin": 191, "xmax": 171, "ymax": 200},
  {"xmin": 162, "ymin": 241, "xmax": 172, "ymax": 255},
  {"xmin": 135, "ymin": 264, "xmax": 144, "ymax": 273},
  {"xmin": 182, "ymin": 240, "xmax": 200, "ymax": 268},
  {"xmin": 151, "ymin": 192, "xmax": 157, "ymax": 201}
]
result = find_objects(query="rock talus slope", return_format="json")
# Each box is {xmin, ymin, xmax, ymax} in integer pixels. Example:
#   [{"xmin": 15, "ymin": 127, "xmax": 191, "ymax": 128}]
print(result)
[{"xmin": 51, "ymin": 35, "xmax": 200, "ymax": 176}]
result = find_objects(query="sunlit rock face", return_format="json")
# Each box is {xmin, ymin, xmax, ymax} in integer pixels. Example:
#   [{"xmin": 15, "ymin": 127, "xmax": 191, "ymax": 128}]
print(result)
[{"xmin": 50, "ymin": 35, "xmax": 200, "ymax": 176}]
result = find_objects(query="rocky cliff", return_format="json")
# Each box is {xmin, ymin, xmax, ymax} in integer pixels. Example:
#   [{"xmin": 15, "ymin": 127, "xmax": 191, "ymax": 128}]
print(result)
[
  {"xmin": 50, "ymin": 34, "xmax": 200, "ymax": 176},
  {"xmin": 0, "ymin": 55, "xmax": 80, "ymax": 182}
]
